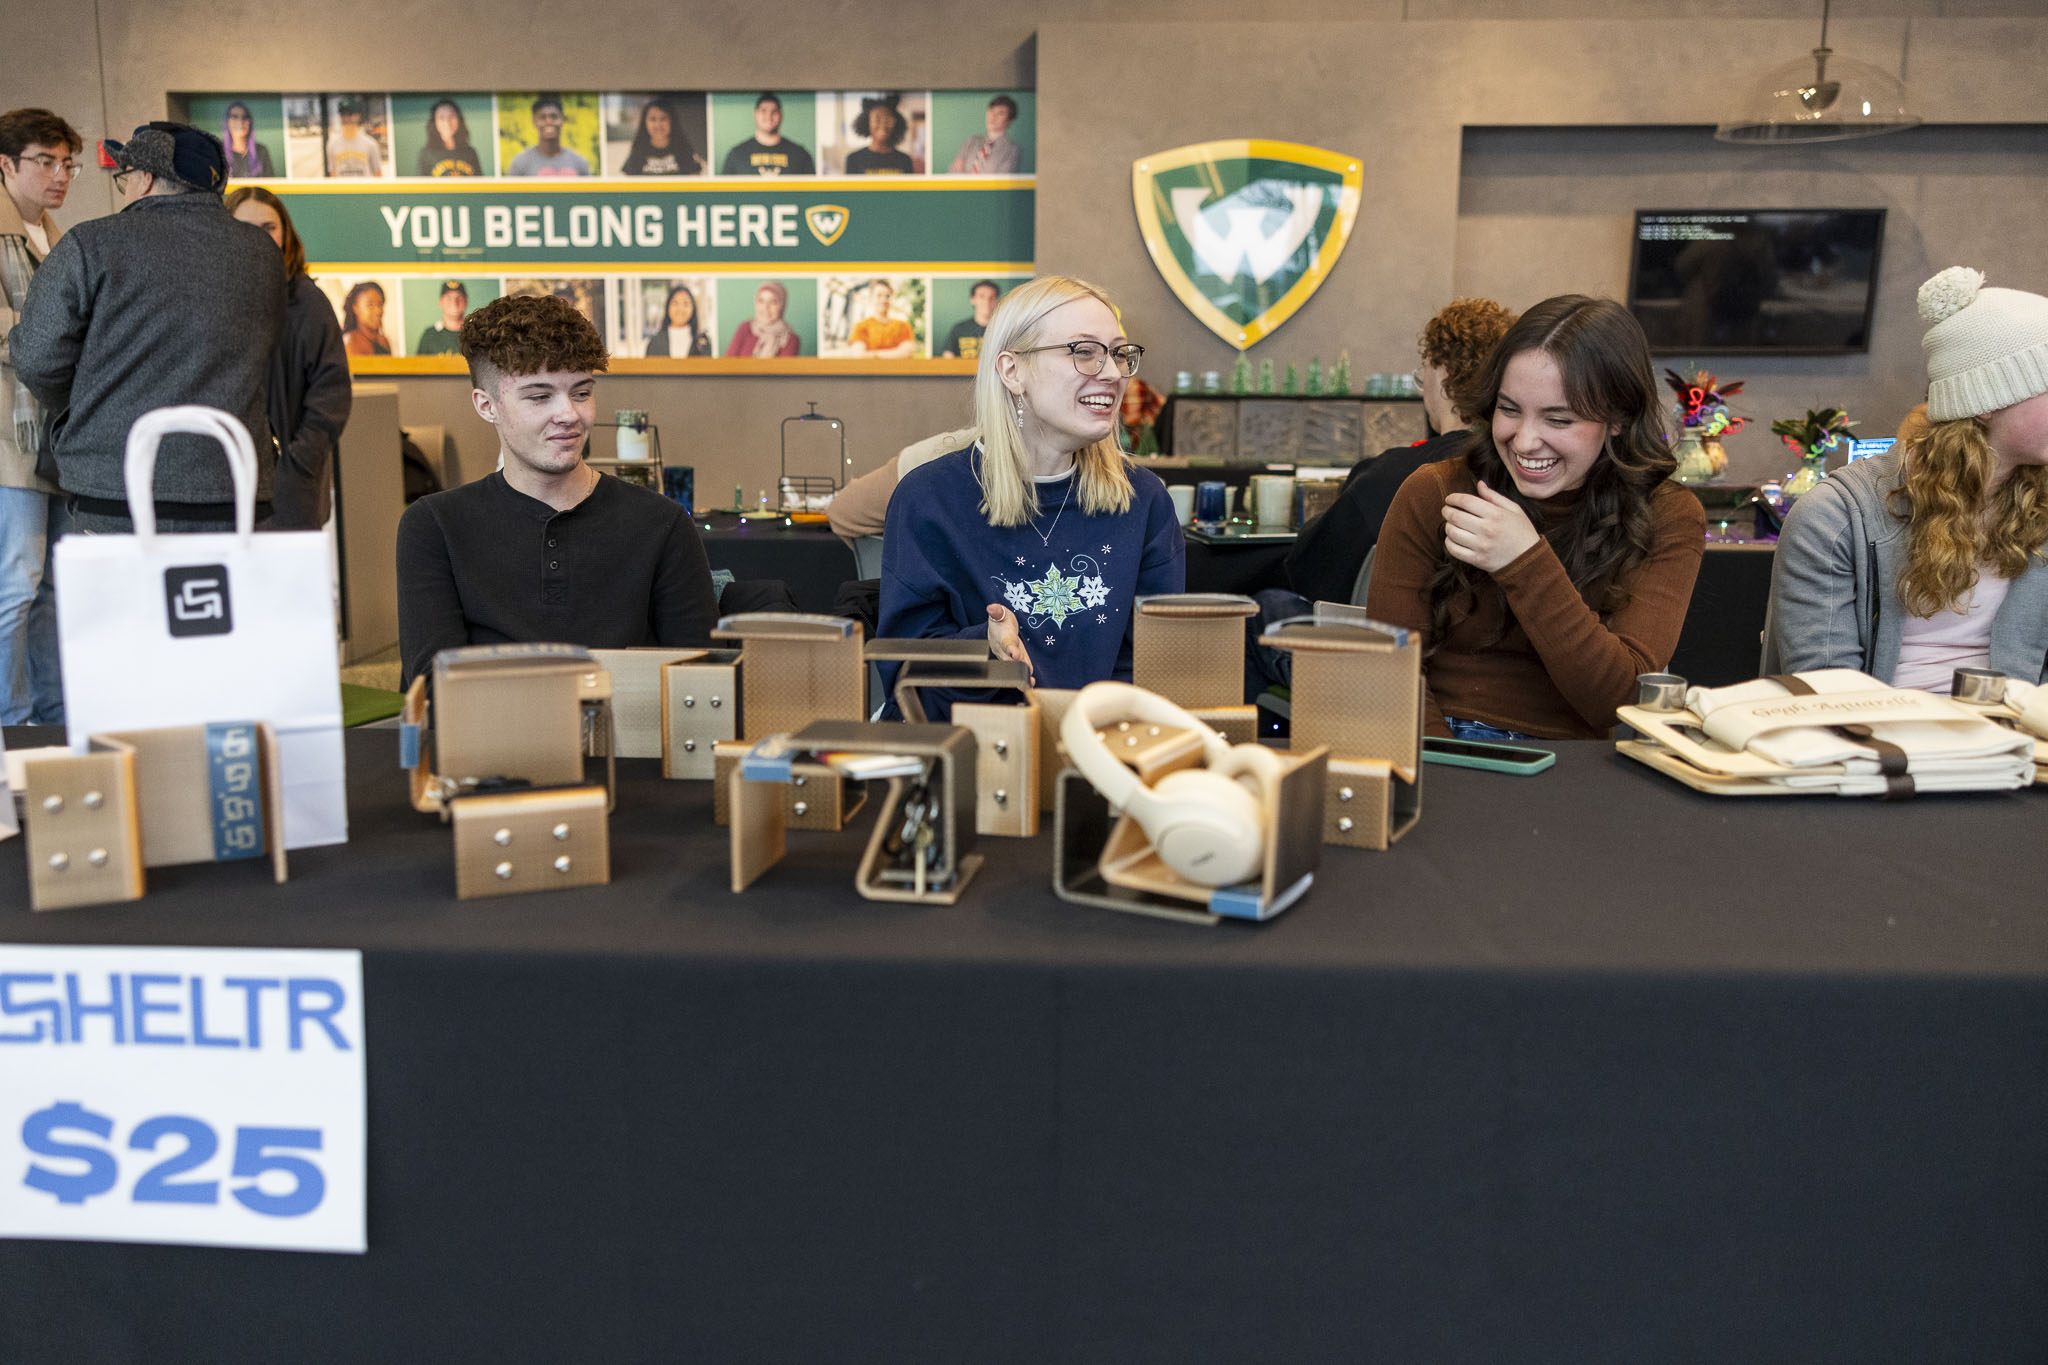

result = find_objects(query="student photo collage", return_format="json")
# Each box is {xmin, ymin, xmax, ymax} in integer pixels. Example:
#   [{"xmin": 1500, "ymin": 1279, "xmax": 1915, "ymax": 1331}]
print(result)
[
  {"xmin": 318, "ymin": 272, "xmax": 1030, "ymax": 360},
  {"xmin": 183, "ymin": 89, "xmax": 1036, "ymax": 180}
]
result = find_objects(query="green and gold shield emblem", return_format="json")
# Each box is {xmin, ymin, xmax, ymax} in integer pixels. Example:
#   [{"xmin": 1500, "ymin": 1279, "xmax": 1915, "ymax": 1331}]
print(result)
[
  {"xmin": 805, "ymin": 204, "xmax": 850, "ymax": 247},
  {"xmin": 1132, "ymin": 140, "xmax": 1362, "ymax": 351}
]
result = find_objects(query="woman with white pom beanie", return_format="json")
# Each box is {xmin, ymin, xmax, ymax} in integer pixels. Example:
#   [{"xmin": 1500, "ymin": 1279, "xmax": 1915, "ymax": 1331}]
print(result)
[{"xmin": 1761, "ymin": 266, "xmax": 2048, "ymax": 689}]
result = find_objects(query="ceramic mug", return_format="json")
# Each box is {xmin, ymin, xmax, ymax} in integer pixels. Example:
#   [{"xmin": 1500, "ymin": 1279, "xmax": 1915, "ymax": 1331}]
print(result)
[
  {"xmin": 1168, "ymin": 484, "xmax": 1196, "ymax": 526},
  {"xmin": 1251, "ymin": 475, "xmax": 1295, "ymax": 528},
  {"xmin": 1193, "ymin": 481, "xmax": 1227, "ymax": 527}
]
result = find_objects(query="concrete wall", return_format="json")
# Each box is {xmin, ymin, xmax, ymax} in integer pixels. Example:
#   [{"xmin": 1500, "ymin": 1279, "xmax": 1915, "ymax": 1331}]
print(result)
[{"xmin": 7, "ymin": 3, "xmax": 2047, "ymax": 496}]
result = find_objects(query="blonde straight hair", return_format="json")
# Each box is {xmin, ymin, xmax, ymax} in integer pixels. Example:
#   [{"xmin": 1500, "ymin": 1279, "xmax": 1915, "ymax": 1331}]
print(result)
[{"xmin": 972, "ymin": 275, "xmax": 1135, "ymax": 528}]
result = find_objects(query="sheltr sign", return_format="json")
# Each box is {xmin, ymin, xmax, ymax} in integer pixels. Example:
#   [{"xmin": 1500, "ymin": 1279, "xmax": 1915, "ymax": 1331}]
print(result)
[{"xmin": 0, "ymin": 944, "xmax": 367, "ymax": 1254}]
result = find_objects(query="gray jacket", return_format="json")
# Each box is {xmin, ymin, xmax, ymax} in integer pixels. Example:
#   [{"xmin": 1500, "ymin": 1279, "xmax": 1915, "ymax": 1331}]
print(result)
[
  {"xmin": 1760, "ymin": 446, "xmax": 2048, "ymax": 684},
  {"xmin": 6, "ymin": 192, "xmax": 285, "ymax": 506}
]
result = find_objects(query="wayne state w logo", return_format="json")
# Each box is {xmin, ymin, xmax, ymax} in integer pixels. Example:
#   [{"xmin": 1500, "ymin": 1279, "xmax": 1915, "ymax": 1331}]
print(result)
[{"xmin": 1132, "ymin": 140, "xmax": 1362, "ymax": 350}]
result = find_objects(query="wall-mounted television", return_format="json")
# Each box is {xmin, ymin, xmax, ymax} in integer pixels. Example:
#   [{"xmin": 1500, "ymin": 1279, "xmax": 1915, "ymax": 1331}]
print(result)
[{"xmin": 1627, "ymin": 209, "xmax": 1886, "ymax": 355}]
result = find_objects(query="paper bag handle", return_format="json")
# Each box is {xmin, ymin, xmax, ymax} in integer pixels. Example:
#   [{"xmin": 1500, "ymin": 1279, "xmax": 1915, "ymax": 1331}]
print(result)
[{"xmin": 123, "ymin": 406, "xmax": 259, "ymax": 545}]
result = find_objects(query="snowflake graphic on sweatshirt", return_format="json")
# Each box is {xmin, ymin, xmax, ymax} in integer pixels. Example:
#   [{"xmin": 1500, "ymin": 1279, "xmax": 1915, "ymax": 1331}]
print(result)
[
  {"xmin": 1029, "ymin": 566, "xmax": 1085, "ymax": 625},
  {"xmin": 993, "ymin": 555, "xmax": 1110, "ymax": 631}
]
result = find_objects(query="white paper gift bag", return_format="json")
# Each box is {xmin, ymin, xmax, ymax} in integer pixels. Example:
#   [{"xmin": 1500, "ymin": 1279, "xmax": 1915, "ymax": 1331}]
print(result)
[{"xmin": 54, "ymin": 406, "xmax": 348, "ymax": 848}]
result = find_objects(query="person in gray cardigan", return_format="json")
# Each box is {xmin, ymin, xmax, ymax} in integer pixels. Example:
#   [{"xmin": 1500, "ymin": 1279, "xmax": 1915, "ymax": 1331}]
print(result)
[
  {"xmin": 1762, "ymin": 266, "xmax": 2048, "ymax": 689},
  {"xmin": 6, "ymin": 121, "xmax": 283, "ymax": 532}
]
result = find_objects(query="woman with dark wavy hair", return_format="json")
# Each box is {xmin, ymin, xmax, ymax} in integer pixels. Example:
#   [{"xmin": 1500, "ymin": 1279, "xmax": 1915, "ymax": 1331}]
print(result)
[
  {"xmin": 417, "ymin": 99, "xmax": 481, "ymax": 177},
  {"xmin": 1763, "ymin": 267, "xmax": 2048, "ymax": 689},
  {"xmin": 1366, "ymin": 294, "xmax": 1705, "ymax": 739},
  {"xmin": 619, "ymin": 96, "xmax": 697, "ymax": 175}
]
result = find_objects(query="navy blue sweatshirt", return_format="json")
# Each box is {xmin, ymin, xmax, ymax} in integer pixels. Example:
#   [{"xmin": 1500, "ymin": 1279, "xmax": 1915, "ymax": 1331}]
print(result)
[{"xmin": 878, "ymin": 446, "xmax": 1185, "ymax": 706}]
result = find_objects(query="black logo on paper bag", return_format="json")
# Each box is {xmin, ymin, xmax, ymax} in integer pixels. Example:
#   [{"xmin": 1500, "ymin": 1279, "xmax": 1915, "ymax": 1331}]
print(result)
[{"xmin": 164, "ymin": 565, "xmax": 233, "ymax": 637}]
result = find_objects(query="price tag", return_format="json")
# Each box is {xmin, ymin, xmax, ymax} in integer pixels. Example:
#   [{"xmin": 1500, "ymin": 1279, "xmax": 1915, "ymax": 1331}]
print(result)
[{"xmin": 0, "ymin": 945, "xmax": 365, "ymax": 1253}]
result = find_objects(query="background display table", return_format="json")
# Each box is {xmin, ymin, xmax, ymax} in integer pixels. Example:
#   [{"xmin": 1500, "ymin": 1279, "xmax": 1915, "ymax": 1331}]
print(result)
[{"xmin": 4, "ymin": 730, "xmax": 2045, "ymax": 1362}]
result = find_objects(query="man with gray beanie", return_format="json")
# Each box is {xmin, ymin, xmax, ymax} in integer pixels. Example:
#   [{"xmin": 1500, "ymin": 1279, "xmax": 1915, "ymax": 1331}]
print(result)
[
  {"xmin": 1762, "ymin": 265, "xmax": 2048, "ymax": 688},
  {"xmin": 6, "ymin": 120, "xmax": 285, "ymax": 532}
]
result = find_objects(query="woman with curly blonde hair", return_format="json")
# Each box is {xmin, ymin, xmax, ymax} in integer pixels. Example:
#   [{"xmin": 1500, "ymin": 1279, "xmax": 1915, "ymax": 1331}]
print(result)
[{"xmin": 1763, "ymin": 267, "xmax": 2048, "ymax": 690}]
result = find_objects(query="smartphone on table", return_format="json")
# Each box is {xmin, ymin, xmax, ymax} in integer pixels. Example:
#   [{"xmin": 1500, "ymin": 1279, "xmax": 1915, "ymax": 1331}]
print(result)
[{"xmin": 1421, "ymin": 736, "xmax": 1555, "ymax": 775}]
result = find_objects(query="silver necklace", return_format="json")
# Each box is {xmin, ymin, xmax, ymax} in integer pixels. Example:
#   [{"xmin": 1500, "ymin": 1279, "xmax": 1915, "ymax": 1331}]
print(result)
[{"xmin": 1032, "ymin": 470, "xmax": 1074, "ymax": 547}]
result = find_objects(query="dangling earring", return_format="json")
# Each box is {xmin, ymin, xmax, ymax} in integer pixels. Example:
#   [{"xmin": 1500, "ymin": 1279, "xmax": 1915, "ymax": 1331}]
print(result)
[{"xmin": 1013, "ymin": 397, "xmax": 1025, "ymax": 431}]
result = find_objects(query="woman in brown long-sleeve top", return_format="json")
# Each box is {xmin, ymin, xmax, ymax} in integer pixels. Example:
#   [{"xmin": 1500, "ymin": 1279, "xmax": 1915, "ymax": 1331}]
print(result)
[{"xmin": 1367, "ymin": 295, "xmax": 1704, "ymax": 739}]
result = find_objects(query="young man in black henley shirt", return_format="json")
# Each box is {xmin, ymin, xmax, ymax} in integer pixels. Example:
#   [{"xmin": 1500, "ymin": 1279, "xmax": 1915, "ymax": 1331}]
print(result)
[{"xmin": 395, "ymin": 293, "xmax": 718, "ymax": 690}]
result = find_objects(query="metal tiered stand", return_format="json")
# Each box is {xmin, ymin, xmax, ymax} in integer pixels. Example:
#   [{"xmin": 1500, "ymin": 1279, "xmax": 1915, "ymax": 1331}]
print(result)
[
  {"xmin": 779, "ymin": 402, "xmax": 845, "ymax": 517},
  {"xmin": 584, "ymin": 415, "xmax": 664, "ymax": 493}
]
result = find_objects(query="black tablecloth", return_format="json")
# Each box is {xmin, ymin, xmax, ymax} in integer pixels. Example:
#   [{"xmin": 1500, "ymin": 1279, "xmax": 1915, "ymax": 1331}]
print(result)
[
  {"xmin": 5, "ymin": 729, "xmax": 2047, "ymax": 1363},
  {"xmin": 699, "ymin": 516, "xmax": 858, "ymax": 614}
]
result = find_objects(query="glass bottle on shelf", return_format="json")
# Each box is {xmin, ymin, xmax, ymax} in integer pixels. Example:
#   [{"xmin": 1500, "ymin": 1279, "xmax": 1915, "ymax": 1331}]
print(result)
[
  {"xmin": 1781, "ymin": 441, "xmax": 1831, "ymax": 497},
  {"xmin": 1671, "ymin": 429, "xmax": 1715, "ymax": 484}
]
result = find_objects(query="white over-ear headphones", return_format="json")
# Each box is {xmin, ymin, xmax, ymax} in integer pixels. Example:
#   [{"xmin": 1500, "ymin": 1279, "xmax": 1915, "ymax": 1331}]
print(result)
[{"xmin": 1061, "ymin": 681, "xmax": 1281, "ymax": 887}]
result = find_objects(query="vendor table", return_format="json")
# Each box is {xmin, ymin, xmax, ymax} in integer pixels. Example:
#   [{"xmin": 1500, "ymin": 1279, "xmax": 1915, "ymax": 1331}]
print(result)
[{"xmin": 5, "ymin": 730, "xmax": 2045, "ymax": 1364}]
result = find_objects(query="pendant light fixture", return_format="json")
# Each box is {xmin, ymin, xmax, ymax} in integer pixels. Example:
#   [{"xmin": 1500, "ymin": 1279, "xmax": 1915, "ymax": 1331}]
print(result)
[{"xmin": 1715, "ymin": 0, "xmax": 1921, "ymax": 144}]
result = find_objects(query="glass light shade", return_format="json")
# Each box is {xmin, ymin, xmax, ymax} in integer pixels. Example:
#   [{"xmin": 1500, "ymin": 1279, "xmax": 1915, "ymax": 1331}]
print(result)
[{"xmin": 1715, "ymin": 48, "xmax": 1921, "ymax": 144}]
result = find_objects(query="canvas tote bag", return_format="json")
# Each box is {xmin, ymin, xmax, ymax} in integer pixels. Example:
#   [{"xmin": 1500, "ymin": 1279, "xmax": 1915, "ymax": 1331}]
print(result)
[{"xmin": 54, "ymin": 406, "xmax": 347, "ymax": 848}]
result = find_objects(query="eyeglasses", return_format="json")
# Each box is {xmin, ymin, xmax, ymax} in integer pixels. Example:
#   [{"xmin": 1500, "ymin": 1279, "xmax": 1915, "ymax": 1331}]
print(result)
[
  {"xmin": 12, "ymin": 153, "xmax": 81, "ymax": 176},
  {"xmin": 111, "ymin": 169, "xmax": 134, "ymax": 193},
  {"xmin": 1012, "ymin": 340, "xmax": 1145, "ymax": 378}
]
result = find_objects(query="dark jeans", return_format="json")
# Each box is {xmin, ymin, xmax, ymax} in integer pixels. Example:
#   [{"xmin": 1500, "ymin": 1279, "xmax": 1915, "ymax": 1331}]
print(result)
[{"xmin": 1242, "ymin": 587, "xmax": 1311, "ymax": 701}]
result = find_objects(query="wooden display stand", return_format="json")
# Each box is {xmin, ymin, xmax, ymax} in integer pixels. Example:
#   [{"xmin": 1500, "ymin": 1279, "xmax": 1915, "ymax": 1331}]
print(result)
[
  {"xmin": 1134, "ymin": 594, "xmax": 1259, "ymax": 743},
  {"xmin": 659, "ymin": 648, "xmax": 742, "ymax": 778},
  {"xmin": 711, "ymin": 613, "xmax": 865, "ymax": 740},
  {"xmin": 587, "ymin": 647, "xmax": 702, "ymax": 760},
  {"xmin": 1049, "ymin": 743, "xmax": 1329, "ymax": 926},
  {"xmin": 703, "ymin": 614, "xmax": 868, "ymax": 830},
  {"xmin": 866, "ymin": 638, "xmax": 1038, "ymax": 837},
  {"xmin": 21, "ymin": 722, "xmax": 288, "ymax": 912},
  {"xmin": 406, "ymin": 644, "xmax": 614, "ymax": 814},
  {"xmin": 729, "ymin": 720, "xmax": 982, "ymax": 905},
  {"xmin": 1261, "ymin": 607, "xmax": 1422, "ymax": 850},
  {"xmin": 399, "ymin": 644, "xmax": 616, "ymax": 898}
]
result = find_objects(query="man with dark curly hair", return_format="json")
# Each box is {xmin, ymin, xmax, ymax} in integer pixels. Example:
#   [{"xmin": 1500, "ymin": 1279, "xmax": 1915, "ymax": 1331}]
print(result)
[
  {"xmin": 1284, "ymin": 297, "xmax": 1519, "ymax": 606},
  {"xmin": 395, "ymin": 293, "xmax": 717, "ymax": 689}
]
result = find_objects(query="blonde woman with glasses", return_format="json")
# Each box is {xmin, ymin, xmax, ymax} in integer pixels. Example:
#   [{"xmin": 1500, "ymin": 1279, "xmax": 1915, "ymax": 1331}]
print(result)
[{"xmin": 876, "ymin": 275, "xmax": 1184, "ymax": 715}]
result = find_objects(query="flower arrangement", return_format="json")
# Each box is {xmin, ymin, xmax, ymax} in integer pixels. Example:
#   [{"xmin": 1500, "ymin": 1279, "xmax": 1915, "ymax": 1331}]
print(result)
[
  {"xmin": 1663, "ymin": 367, "xmax": 1747, "ymax": 440},
  {"xmin": 1769, "ymin": 407, "xmax": 1857, "ymax": 460}
]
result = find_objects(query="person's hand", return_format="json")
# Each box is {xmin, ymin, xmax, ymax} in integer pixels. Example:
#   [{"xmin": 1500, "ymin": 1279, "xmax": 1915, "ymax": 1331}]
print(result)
[
  {"xmin": 986, "ymin": 603, "xmax": 1036, "ymax": 685},
  {"xmin": 1442, "ymin": 479, "xmax": 1540, "ymax": 574}
]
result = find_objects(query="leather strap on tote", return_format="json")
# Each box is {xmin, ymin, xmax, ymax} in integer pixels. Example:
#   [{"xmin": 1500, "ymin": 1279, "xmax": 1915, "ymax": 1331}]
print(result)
[{"xmin": 1767, "ymin": 674, "xmax": 1915, "ymax": 798}]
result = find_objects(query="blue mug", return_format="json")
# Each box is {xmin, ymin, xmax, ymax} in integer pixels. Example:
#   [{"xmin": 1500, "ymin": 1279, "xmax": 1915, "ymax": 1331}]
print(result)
[{"xmin": 1193, "ymin": 481, "xmax": 1227, "ymax": 528}]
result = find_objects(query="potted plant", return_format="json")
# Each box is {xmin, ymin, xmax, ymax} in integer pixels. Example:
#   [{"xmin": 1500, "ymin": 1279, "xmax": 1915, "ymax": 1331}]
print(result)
[
  {"xmin": 1663, "ymin": 367, "xmax": 1747, "ymax": 482},
  {"xmin": 1770, "ymin": 407, "xmax": 1857, "ymax": 497}
]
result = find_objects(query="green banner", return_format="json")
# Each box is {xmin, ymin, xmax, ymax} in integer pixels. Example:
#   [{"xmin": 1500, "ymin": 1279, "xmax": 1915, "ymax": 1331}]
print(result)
[{"xmin": 270, "ymin": 182, "xmax": 1033, "ymax": 269}]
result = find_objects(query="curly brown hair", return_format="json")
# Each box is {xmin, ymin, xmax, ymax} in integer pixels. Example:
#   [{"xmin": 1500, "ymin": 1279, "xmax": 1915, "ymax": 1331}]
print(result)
[
  {"xmin": 1420, "ymin": 297, "xmax": 1517, "ymax": 425},
  {"xmin": 460, "ymin": 293, "xmax": 609, "ymax": 390}
]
